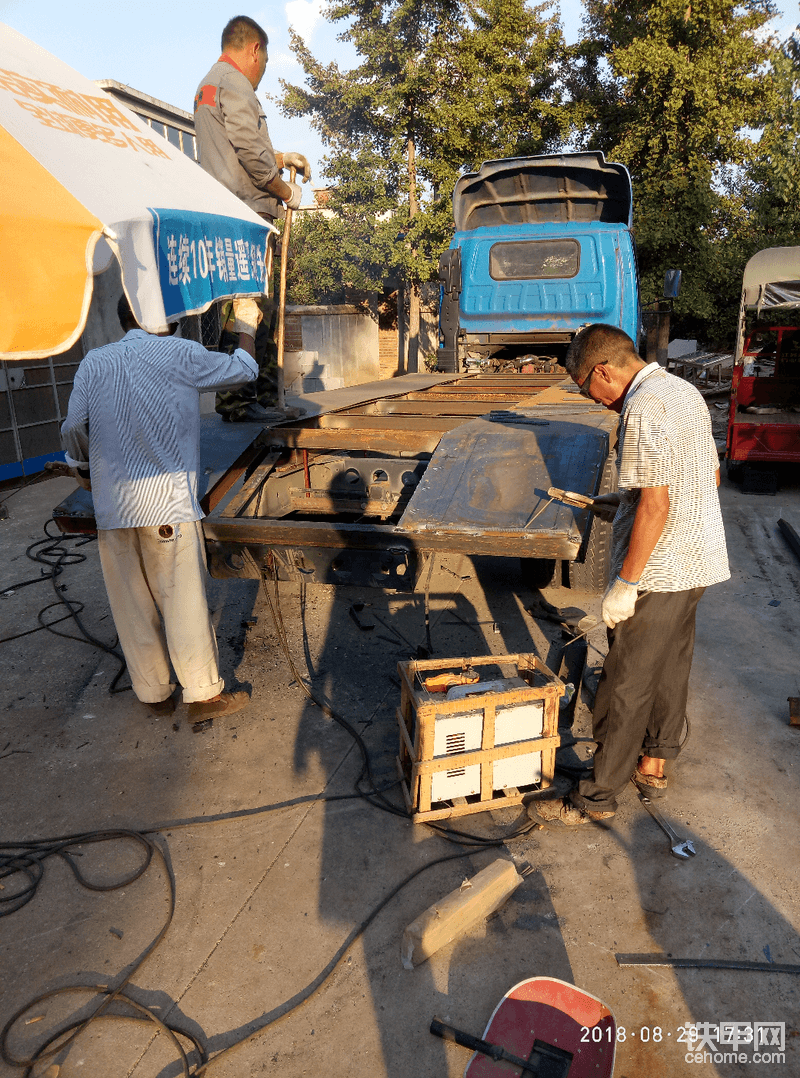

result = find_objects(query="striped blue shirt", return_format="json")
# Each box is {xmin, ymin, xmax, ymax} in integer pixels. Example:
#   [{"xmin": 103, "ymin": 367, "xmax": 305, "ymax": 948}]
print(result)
[{"xmin": 61, "ymin": 329, "xmax": 257, "ymax": 530}]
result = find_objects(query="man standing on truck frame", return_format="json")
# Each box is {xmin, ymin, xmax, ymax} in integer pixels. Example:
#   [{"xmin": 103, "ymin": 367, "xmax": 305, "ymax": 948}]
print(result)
[
  {"xmin": 194, "ymin": 14, "xmax": 311, "ymax": 422},
  {"xmin": 532, "ymin": 324, "xmax": 729, "ymax": 825}
]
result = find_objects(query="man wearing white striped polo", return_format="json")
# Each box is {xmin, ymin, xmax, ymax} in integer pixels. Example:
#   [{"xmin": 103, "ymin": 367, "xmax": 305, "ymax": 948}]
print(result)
[
  {"xmin": 61, "ymin": 295, "xmax": 259, "ymax": 722},
  {"xmin": 533, "ymin": 323, "xmax": 729, "ymax": 826}
]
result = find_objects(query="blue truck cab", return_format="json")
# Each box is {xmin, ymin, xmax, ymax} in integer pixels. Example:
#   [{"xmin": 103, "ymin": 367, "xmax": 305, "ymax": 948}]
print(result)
[{"xmin": 438, "ymin": 152, "xmax": 639, "ymax": 372}]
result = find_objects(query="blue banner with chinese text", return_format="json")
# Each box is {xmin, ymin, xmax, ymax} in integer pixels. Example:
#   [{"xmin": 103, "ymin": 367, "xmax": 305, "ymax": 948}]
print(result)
[{"xmin": 149, "ymin": 208, "xmax": 271, "ymax": 318}]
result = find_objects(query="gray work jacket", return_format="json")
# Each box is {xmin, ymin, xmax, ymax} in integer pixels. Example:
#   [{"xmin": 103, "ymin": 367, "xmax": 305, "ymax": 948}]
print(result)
[{"xmin": 194, "ymin": 56, "xmax": 281, "ymax": 219}]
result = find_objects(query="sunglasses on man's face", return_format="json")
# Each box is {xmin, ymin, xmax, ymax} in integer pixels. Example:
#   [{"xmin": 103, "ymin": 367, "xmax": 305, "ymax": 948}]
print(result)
[{"xmin": 578, "ymin": 365, "xmax": 598, "ymax": 397}]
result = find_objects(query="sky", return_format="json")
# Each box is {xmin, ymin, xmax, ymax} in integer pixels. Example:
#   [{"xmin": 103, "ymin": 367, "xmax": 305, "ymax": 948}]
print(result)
[{"xmin": 1, "ymin": 0, "xmax": 798, "ymax": 204}]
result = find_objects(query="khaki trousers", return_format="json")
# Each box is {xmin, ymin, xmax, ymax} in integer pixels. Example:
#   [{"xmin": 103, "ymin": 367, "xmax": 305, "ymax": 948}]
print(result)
[{"xmin": 97, "ymin": 521, "xmax": 224, "ymax": 704}]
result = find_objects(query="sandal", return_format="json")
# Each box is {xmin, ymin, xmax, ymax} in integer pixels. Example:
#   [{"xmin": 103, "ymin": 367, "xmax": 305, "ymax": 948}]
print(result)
[
  {"xmin": 632, "ymin": 767, "xmax": 667, "ymax": 790},
  {"xmin": 528, "ymin": 797, "xmax": 615, "ymax": 827}
]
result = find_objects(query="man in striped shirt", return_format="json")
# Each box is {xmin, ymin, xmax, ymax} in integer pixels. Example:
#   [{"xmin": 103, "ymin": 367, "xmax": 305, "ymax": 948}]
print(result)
[
  {"xmin": 61, "ymin": 296, "xmax": 259, "ymax": 722},
  {"xmin": 533, "ymin": 324, "xmax": 729, "ymax": 826}
]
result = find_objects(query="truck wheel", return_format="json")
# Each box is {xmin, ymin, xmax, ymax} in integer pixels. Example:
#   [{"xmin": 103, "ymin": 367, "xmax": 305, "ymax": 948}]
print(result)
[
  {"xmin": 519, "ymin": 558, "xmax": 557, "ymax": 590},
  {"xmin": 568, "ymin": 454, "xmax": 616, "ymax": 593},
  {"xmin": 725, "ymin": 459, "xmax": 743, "ymax": 484}
]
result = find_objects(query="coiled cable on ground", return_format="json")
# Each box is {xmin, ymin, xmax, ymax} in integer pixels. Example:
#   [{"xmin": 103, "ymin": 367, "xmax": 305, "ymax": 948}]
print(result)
[
  {"xmin": 0, "ymin": 520, "xmax": 129, "ymax": 691},
  {"xmin": 0, "ymin": 825, "xmax": 479, "ymax": 1077}
]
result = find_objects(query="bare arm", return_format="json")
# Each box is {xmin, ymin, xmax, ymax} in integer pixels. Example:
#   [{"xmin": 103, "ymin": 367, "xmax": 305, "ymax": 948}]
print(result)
[
  {"xmin": 620, "ymin": 485, "xmax": 670, "ymax": 583},
  {"xmin": 237, "ymin": 332, "xmax": 256, "ymax": 359}
]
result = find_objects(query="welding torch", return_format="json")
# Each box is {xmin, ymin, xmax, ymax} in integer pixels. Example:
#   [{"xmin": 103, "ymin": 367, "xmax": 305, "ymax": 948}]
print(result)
[{"xmin": 546, "ymin": 487, "xmax": 620, "ymax": 523}]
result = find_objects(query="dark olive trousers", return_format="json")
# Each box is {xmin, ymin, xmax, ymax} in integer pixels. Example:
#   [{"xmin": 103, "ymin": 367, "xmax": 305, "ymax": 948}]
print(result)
[{"xmin": 570, "ymin": 587, "xmax": 706, "ymax": 814}]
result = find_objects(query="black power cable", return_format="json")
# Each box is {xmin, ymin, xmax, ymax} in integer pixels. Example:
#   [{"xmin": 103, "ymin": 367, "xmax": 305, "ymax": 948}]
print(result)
[
  {"xmin": 258, "ymin": 553, "xmax": 542, "ymax": 847},
  {"xmin": 0, "ymin": 520, "xmax": 128, "ymax": 691},
  {"xmin": 0, "ymin": 533, "xmax": 542, "ymax": 1074},
  {"xmin": 0, "ymin": 826, "xmax": 479, "ymax": 1076}
]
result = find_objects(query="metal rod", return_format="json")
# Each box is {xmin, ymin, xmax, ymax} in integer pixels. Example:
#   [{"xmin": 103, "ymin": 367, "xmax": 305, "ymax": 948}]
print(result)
[
  {"xmin": 616, "ymin": 955, "xmax": 800, "ymax": 974},
  {"xmin": 275, "ymin": 165, "xmax": 296, "ymax": 410},
  {"xmin": 303, "ymin": 448, "xmax": 311, "ymax": 497}
]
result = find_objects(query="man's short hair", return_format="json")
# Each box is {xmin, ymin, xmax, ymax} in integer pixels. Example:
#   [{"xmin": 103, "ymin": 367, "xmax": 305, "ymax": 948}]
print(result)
[
  {"xmin": 564, "ymin": 323, "xmax": 640, "ymax": 384},
  {"xmin": 117, "ymin": 294, "xmax": 138, "ymax": 331},
  {"xmin": 221, "ymin": 15, "xmax": 268, "ymax": 52}
]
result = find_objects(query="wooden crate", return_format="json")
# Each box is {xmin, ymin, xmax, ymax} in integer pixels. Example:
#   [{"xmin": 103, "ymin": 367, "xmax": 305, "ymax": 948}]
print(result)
[{"xmin": 396, "ymin": 653, "xmax": 563, "ymax": 823}]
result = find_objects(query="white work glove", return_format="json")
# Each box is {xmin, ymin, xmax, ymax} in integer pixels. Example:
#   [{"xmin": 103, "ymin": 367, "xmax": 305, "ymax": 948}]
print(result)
[
  {"xmin": 590, "ymin": 493, "xmax": 620, "ymax": 524},
  {"xmin": 282, "ymin": 151, "xmax": 311, "ymax": 183},
  {"xmin": 284, "ymin": 181, "xmax": 303, "ymax": 210},
  {"xmin": 601, "ymin": 576, "xmax": 639, "ymax": 628},
  {"xmin": 231, "ymin": 298, "xmax": 262, "ymax": 336}
]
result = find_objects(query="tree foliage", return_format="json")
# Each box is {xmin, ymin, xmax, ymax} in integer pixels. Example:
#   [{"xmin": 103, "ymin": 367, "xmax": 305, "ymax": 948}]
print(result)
[
  {"xmin": 744, "ymin": 32, "xmax": 800, "ymax": 247},
  {"xmin": 282, "ymin": 0, "xmax": 800, "ymax": 348},
  {"xmin": 571, "ymin": 0, "xmax": 779, "ymax": 340},
  {"xmin": 281, "ymin": 0, "xmax": 568, "ymax": 308}
]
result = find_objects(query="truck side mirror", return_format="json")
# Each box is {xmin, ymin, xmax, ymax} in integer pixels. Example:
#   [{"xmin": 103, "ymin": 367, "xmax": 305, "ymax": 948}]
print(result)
[
  {"xmin": 663, "ymin": 269, "xmax": 681, "ymax": 299},
  {"xmin": 438, "ymin": 248, "xmax": 462, "ymax": 296}
]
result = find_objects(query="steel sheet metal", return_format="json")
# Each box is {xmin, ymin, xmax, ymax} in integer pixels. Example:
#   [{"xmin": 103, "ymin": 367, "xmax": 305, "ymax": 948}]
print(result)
[{"xmin": 399, "ymin": 410, "xmax": 612, "ymax": 539}]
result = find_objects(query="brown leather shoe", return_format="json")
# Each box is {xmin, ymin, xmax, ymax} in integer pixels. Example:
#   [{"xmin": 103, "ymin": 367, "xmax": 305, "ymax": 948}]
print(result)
[
  {"xmin": 147, "ymin": 695, "xmax": 176, "ymax": 717},
  {"xmin": 187, "ymin": 690, "xmax": 251, "ymax": 722}
]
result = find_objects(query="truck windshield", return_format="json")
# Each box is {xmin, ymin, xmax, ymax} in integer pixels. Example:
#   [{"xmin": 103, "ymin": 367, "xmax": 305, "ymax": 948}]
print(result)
[{"xmin": 489, "ymin": 239, "xmax": 580, "ymax": 281}]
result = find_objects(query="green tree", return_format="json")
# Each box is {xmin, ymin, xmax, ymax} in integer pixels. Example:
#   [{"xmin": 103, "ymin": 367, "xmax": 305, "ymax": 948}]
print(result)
[
  {"xmin": 745, "ymin": 31, "xmax": 800, "ymax": 246},
  {"xmin": 281, "ymin": 0, "xmax": 568, "ymax": 367},
  {"xmin": 571, "ymin": 0, "xmax": 778, "ymax": 342}
]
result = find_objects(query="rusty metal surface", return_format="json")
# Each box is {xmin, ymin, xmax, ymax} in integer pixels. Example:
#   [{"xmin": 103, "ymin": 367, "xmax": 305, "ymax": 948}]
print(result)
[
  {"xmin": 52, "ymin": 485, "xmax": 97, "ymax": 534},
  {"xmin": 398, "ymin": 410, "xmax": 614, "ymax": 540},
  {"xmin": 202, "ymin": 516, "xmax": 584, "ymax": 558},
  {"xmin": 344, "ymin": 400, "xmax": 517, "ymax": 417},
  {"xmin": 262, "ymin": 427, "xmax": 444, "ymax": 455},
  {"xmin": 51, "ymin": 374, "xmax": 616, "ymax": 570},
  {"xmin": 198, "ymin": 374, "xmax": 617, "ymax": 566}
]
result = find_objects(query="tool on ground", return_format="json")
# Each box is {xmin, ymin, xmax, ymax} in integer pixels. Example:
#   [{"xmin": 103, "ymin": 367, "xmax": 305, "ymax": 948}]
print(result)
[
  {"xmin": 349, "ymin": 603, "xmax": 375, "ymax": 631},
  {"xmin": 275, "ymin": 165, "xmax": 297, "ymax": 410},
  {"xmin": 616, "ymin": 954, "xmax": 800, "ymax": 974},
  {"xmin": 634, "ymin": 786, "xmax": 696, "ymax": 859},
  {"xmin": 561, "ymin": 615, "xmax": 598, "ymax": 646},
  {"xmin": 431, "ymin": 1018, "xmax": 572, "ymax": 1077},
  {"xmin": 423, "ymin": 667, "xmax": 479, "ymax": 693},
  {"xmin": 435, "ymin": 976, "xmax": 616, "ymax": 1077}
]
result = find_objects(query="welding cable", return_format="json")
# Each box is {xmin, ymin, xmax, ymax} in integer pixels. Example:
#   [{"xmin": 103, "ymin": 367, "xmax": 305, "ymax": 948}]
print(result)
[
  {"xmin": 0, "ymin": 520, "xmax": 89, "ymax": 596},
  {"xmin": 263, "ymin": 560, "xmax": 535, "ymax": 850},
  {"xmin": 257, "ymin": 553, "xmax": 409, "ymax": 820},
  {"xmin": 192, "ymin": 848, "xmax": 480, "ymax": 1075},
  {"xmin": 0, "ymin": 520, "xmax": 129, "ymax": 691},
  {"xmin": 255, "ymin": 551, "xmax": 549, "ymax": 849},
  {"xmin": 0, "ymin": 829, "xmax": 203, "ymax": 1077},
  {"xmin": 0, "ymin": 823, "xmax": 478, "ymax": 1077},
  {"xmin": 422, "ymin": 550, "xmax": 436, "ymax": 656}
]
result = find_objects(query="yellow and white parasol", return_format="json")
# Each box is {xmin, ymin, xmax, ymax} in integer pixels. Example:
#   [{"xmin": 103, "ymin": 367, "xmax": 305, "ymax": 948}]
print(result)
[{"xmin": 0, "ymin": 24, "xmax": 276, "ymax": 361}]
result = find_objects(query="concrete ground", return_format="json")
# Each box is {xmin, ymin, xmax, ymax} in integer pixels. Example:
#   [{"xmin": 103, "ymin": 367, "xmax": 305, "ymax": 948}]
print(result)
[{"xmin": 1, "ymin": 420, "xmax": 799, "ymax": 1078}]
